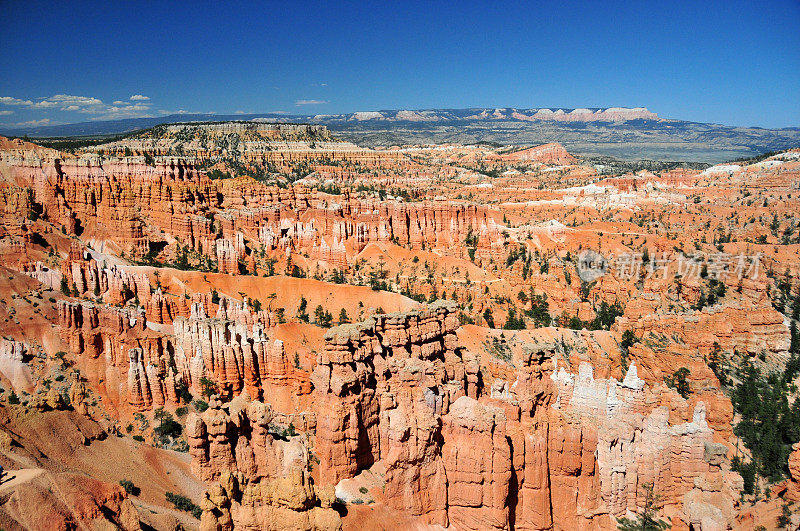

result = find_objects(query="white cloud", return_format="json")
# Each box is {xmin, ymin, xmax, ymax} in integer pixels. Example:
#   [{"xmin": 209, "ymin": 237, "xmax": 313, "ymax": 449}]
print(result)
[
  {"xmin": 0, "ymin": 96, "xmax": 34, "ymax": 106},
  {"xmin": 2, "ymin": 94, "xmax": 112, "ymax": 112},
  {"xmin": 31, "ymin": 100, "xmax": 59, "ymax": 109},
  {"xmin": 1, "ymin": 93, "xmax": 156, "ymax": 122},
  {"xmin": 12, "ymin": 118, "xmax": 51, "ymax": 127},
  {"xmin": 0, "ymin": 110, "xmax": 13, "ymax": 116},
  {"xmin": 295, "ymin": 99, "xmax": 328, "ymax": 105},
  {"xmin": 2, "ymin": 93, "xmax": 153, "ymax": 112},
  {"xmin": 49, "ymin": 94, "xmax": 103, "ymax": 106},
  {"xmin": 3, "ymin": 94, "xmax": 108, "ymax": 111},
  {"xmin": 87, "ymin": 104, "xmax": 156, "ymax": 120}
]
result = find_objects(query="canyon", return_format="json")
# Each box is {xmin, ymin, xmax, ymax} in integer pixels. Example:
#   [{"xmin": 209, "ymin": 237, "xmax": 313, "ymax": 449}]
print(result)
[{"xmin": 0, "ymin": 122, "xmax": 799, "ymax": 530}]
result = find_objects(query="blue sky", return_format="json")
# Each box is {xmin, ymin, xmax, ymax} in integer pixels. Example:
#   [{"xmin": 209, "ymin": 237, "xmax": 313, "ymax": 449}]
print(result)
[{"xmin": 1, "ymin": 0, "xmax": 799, "ymax": 129}]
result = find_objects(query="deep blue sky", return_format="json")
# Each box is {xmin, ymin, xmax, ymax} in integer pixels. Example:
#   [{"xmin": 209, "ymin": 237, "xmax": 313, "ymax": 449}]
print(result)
[{"xmin": 1, "ymin": 0, "xmax": 799, "ymax": 129}]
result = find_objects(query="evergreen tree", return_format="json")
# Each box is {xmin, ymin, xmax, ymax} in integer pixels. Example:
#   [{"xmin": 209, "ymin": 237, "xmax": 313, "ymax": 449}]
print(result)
[
  {"xmin": 503, "ymin": 307, "xmax": 525, "ymax": 330},
  {"xmin": 616, "ymin": 482, "xmax": 670, "ymax": 530},
  {"xmin": 665, "ymin": 367, "xmax": 691, "ymax": 398},
  {"xmin": 621, "ymin": 329, "xmax": 639, "ymax": 351},
  {"xmin": 199, "ymin": 377, "xmax": 217, "ymax": 399},
  {"xmin": 314, "ymin": 304, "xmax": 332, "ymax": 327},
  {"xmin": 731, "ymin": 357, "xmax": 800, "ymax": 480},
  {"xmin": 297, "ymin": 296, "xmax": 309, "ymax": 322},
  {"xmin": 483, "ymin": 308, "xmax": 495, "ymax": 328}
]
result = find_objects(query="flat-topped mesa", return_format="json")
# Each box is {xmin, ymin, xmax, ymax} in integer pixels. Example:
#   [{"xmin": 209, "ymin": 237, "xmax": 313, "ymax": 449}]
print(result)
[
  {"xmin": 512, "ymin": 107, "xmax": 659, "ymax": 122},
  {"xmin": 164, "ymin": 122, "xmax": 330, "ymax": 139},
  {"xmin": 90, "ymin": 121, "xmax": 398, "ymax": 167}
]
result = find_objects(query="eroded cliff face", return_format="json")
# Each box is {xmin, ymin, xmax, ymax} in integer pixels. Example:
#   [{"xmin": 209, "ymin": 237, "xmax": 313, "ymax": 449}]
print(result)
[
  {"xmin": 185, "ymin": 303, "xmax": 742, "ymax": 530},
  {"xmin": 2, "ymin": 132, "xmax": 798, "ymax": 530},
  {"xmin": 40, "ymin": 251, "xmax": 755, "ymax": 529},
  {"xmin": 498, "ymin": 143, "xmax": 577, "ymax": 165},
  {"xmin": 55, "ymin": 294, "xmax": 313, "ymax": 415},
  {"xmin": 2, "ymin": 146, "xmax": 501, "ymax": 274}
]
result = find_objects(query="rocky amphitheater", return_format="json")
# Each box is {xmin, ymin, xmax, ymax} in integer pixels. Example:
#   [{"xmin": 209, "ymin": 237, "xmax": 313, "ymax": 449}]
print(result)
[{"xmin": 0, "ymin": 123, "xmax": 799, "ymax": 530}]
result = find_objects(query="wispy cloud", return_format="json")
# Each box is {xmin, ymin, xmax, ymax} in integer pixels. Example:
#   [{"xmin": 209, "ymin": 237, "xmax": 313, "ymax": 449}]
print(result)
[
  {"xmin": 156, "ymin": 109, "xmax": 216, "ymax": 116},
  {"xmin": 1, "ymin": 93, "xmax": 157, "ymax": 120},
  {"xmin": 12, "ymin": 118, "xmax": 51, "ymax": 127},
  {"xmin": 295, "ymin": 99, "xmax": 328, "ymax": 105},
  {"xmin": 0, "ymin": 110, "xmax": 13, "ymax": 116}
]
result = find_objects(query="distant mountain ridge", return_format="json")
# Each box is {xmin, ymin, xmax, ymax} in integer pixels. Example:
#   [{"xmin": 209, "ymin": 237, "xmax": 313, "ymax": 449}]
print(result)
[
  {"xmin": 1, "ymin": 107, "xmax": 798, "ymax": 163},
  {"xmin": 306, "ymin": 106, "xmax": 660, "ymax": 123},
  {"xmin": 0, "ymin": 107, "xmax": 662, "ymax": 137}
]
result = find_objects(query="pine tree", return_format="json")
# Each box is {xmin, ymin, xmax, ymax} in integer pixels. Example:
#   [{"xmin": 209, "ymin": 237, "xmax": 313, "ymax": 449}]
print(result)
[
  {"xmin": 297, "ymin": 296, "xmax": 309, "ymax": 322},
  {"xmin": 616, "ymin": 483, "xmax": 670, "ymax": 530},
  {"xmin": 199, "ymin": 377, "xmax": 217, "ymax": 399},
  {"xmin": 483, "ymin": 308, "xmax": 495, "ymax": 328}
]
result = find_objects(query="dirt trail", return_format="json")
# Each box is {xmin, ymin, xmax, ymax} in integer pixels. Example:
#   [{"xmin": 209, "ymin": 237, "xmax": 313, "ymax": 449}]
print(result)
[{"xmin": 0, "ymin": 468, "xmax": 45, "ymax": 493}]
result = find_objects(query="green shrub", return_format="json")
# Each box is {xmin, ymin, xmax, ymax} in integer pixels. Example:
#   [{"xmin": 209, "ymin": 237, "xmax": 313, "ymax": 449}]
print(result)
[
  {"xmin": 154, "ymin": 408, "xmax": 182, "ymax": 440},
  {"xmin": 119, "ymin": 479, "xmax": 140, "ymax": 495},
  {"xmin": 165, "ymin": 492, "xmax": 202, "ymax": 519}
]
